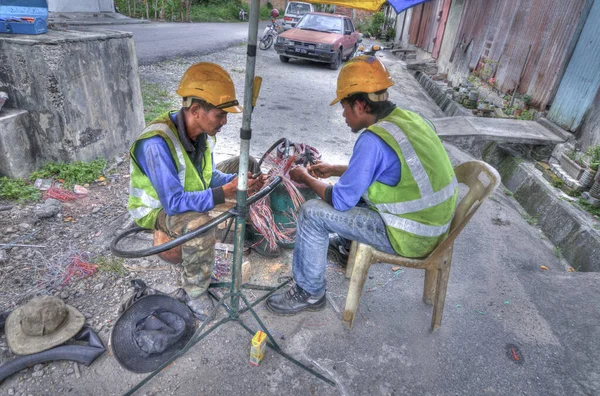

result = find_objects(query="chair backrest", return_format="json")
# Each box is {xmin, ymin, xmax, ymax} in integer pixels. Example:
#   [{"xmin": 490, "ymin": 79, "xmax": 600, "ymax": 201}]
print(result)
[{"xmin": 432, "ymin": 160, "xmax": 501, "ymax": 255}]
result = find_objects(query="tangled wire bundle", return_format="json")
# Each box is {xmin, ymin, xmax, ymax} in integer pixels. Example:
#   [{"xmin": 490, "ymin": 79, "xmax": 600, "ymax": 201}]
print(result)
[{"xmin": 249, "ymin": 143, "xmax": 320, "ymax": 252}]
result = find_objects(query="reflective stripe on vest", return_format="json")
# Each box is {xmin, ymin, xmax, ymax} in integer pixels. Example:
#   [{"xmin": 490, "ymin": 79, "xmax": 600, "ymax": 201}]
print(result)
[
  {"xmin": 140, "ymin": 123, "xmax": 186, "ymax": 185},
  {"xmin": 379, "ymin": 213, "xmax": 451, "ymax": 237},
  {"xmin": 130, "ymin": 187, "xmax": 162, "ymax": 208},
  {"xmin": 366, "ymin": 121, "xmax": 457, "ymax": 237},
  {"xmin": 129, "ymin": 206, "xmax": 154, "ymax": 220},
  {"xmin": 128, "ymin": 122, "xmax": 188, "ymax": 221}
]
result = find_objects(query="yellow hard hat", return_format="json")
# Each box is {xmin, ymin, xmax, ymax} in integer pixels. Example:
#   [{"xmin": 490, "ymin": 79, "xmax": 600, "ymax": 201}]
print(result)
[
  {"xmin": 176, "ymin": 62, "xmax": 243, "ymax": 113},
  {"xmin": 330, "ymin": 55, "xmax": 394, "ymax": 106}
]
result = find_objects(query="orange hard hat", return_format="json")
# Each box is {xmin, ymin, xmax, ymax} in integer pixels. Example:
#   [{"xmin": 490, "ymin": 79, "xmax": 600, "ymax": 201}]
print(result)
[
  {"xmin": 176, "ymin": 62, "xmax": 242, "ymax": 113},
  {"xmin": 330, "ymin": 55, "xmax": 394, "ymax": 106}
]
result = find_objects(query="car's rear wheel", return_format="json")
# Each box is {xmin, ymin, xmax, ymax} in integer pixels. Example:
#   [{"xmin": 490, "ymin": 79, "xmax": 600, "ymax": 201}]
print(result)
[
  {"xmin": 279, "ymin": 55, "xmax": 290, "ymax": 63},
  {"xmin": 329, "ymin": 49, "xmax": 342, "ymax": 70}
]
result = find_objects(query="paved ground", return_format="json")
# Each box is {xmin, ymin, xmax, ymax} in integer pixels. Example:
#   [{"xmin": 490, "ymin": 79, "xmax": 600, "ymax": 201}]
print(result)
[
  {"xmin": 2, "ymin": 27, "xmax": 600, "ymax": 396},
  {"xmin": 116, "ymin": 43, "xmax": 600, "ymax": 395}
]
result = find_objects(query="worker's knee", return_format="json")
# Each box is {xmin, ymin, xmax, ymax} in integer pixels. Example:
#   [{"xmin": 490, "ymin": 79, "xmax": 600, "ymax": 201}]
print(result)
[{"xmin": 299, "ymin": 199, "xmax": 330, "ymax": 222}]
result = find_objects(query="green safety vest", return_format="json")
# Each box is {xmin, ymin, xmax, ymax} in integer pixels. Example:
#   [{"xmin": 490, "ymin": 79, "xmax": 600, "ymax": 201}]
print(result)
[
  {"xmin": 364, "ymin": 108, "xmax": 458, "ymax": 258},
  {"xmin": 127, "ymin": 112, "xmax": 214, "ymax": 229}
]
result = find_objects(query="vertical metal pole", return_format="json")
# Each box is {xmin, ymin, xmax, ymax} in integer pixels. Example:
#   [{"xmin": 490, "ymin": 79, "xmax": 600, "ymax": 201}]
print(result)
[{"xmin": 231, "ymin": 0, "xmax": 260, "ymax": 315}]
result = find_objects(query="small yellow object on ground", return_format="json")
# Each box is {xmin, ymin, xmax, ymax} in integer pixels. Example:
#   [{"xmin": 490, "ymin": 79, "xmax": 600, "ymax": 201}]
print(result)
[
  {"xmin": 540, "ymin": 265, "xmax": 549, "ymax": 270},
  {"xmin": 250, "ymin": 330, "xmax": 267, "ymax": 366}
]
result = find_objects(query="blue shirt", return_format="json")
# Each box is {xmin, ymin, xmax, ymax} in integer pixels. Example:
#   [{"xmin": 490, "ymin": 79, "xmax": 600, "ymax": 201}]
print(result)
[
  {"xmin": 133, "ymin": 112, "xmax": 235, "ymax": 216},
  {"xmin": 331, "ymin": 130, "xmax": 401, "ymax": 211}
]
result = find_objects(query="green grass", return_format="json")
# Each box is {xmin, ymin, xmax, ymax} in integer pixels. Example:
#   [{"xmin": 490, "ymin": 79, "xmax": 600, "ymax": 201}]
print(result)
[
  {"xmin": 552, "ymin": 246, "xmax": 562, "ymax": 259},
  {"xmin": 523, "ymin": 213, "xmax": 538, "ymax": 226},
  {"xmin": 141, "ymin": 81, "xmax": 172, "ymax": 124},
  {"xmin": 95, "ymin": 256, "xmax": 128, "ymax": 276},
  {"xmin": 30, "ymin": 158, "xmax": 106, "ymax": 188},
  {"xmin": 578, "ymin": 198, "xmax": 600, "ymax": 217},
  {"xmin": 0, "ymin": 177, "xmax": 41, "ymax": 202}
]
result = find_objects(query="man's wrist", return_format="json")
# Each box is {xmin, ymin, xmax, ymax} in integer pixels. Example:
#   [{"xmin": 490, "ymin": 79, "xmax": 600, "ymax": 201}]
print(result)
[{"xmin": 212, "ymin": 187, "xmax": 225, "ymax": 205}]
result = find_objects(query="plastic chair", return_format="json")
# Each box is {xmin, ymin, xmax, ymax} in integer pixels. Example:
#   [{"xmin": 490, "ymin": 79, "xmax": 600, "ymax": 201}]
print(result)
[{"xmin": 343, "ymin": 160, "xmax": 501, "ymax": 332}]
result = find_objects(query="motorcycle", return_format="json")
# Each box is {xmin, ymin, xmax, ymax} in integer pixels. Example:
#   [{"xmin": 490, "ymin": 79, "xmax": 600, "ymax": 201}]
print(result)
[
  {"xmin": 354, "ymin": 43, "xmax": 382, "ymax": 57},
  {"xmin": 259, "ymin": 19, "xmax": 282, "ymax": 50}
]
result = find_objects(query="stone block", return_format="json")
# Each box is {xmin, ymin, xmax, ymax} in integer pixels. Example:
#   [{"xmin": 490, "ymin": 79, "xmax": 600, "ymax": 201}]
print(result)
[
  {"xmin": 0, "ymin": 109, "xmax": 36, "ymax": 178},
  {"xmin": 0, "ymin": 29, "xmax": 144, "ymax": 175}
]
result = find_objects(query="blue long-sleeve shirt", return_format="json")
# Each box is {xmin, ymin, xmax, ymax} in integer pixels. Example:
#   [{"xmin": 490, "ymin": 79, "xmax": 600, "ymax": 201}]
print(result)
[
  {"xmin": 133, "ymin": 111, "xmax": 235, "ymax": 216},
  {"xmin": 330, "ymin": 130, "xmax": 401, "ymax": 211}
]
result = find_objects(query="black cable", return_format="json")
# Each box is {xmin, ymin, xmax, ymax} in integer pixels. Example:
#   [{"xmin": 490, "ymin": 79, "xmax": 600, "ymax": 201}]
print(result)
[
  {"xmin": 110, "ymin": 176, "xmax": 283, "ymax": 259},
  {"xmin": 257, "ymin": 137, "xmax": 292, "ymax": 168}
]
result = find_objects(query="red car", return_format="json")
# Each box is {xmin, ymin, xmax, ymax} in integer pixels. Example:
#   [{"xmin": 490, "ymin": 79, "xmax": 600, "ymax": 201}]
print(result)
[{"xmin": 274, "ymin": 12, "xmax": 361, "ymax": 70}]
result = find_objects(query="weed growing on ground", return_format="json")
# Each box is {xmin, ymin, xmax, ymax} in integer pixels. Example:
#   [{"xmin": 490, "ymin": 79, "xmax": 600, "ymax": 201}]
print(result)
[
  {"xmin": 95, "ymin": 256, "xmax": 127, "ymax": 276},
  {"xmin": 30, "ymin": 158, "xmax": 106, "ymax": 188},
  {"xmin": 552, "ymin": 246, "xmax": 562, "ymax": 259},
  {"xmin": 577, "ymin": 198, "xmax": 600, "ymax": 217},
  {"xmin": 517, "ymin": 110, "xmax": 534, "ymax": 121},
  {"xmin": 141, "ymin": 81, "xmax": 172, "ymax": 124},
  {"xmin": 551, "ymin": 179, "xmax": 565, "ymax": 189},
  {"xmin": 523, "ymin": 214, "xmax": 537, "ymax": 225},
  {"xmin": 0, "ymin": 177, "xmax": 41, "ymax": 202},
  {"xmin": 503, "ymin": 189, "xmax": 514, "ymax": 197}
]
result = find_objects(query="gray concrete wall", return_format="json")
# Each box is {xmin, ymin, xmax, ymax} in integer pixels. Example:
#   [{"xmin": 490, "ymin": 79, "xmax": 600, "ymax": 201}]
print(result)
[
  {"xmin": 0, "ymin": 109, "xmax": 36, "ymax": 178},
  {"xmin": 48, "ymin": 0, "xmax": 114, "ymax": 13},
  {"xmin": 0, "ymin": 29, "xmax": 144, "ymax": 178},
  {"xmin": 437, "ymin": 0, "xmax": 464, "ymax": 75}
]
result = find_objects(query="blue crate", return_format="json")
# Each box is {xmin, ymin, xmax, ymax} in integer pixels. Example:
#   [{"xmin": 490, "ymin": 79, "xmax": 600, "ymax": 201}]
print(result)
[{"xmin": 0, "ymin": 0, "xmax": 48, "ymax": 35}]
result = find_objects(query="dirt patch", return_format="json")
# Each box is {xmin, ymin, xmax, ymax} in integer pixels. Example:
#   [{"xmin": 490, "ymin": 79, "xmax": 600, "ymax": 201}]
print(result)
[{"xmin": 0, "ymin": 149, "xmax": 304, "ymax": 394}]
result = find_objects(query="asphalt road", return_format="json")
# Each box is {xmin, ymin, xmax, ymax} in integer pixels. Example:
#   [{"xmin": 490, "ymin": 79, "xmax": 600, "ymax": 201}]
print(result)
[{"xmin": 96, "ymin": 21, "xmax": 269, "ymax": 65}]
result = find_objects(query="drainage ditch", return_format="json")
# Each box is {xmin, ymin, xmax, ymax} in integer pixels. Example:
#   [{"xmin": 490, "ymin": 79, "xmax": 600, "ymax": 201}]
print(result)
[{"xmin": 414, "ymin": 71, "xmax": 600, "ymax": 272}]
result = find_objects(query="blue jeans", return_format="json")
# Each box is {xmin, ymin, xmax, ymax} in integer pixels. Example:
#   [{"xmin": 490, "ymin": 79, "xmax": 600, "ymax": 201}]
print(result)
[{"xmin": 292, "ymin": 199, "xmax": 396, "ymax": 295}]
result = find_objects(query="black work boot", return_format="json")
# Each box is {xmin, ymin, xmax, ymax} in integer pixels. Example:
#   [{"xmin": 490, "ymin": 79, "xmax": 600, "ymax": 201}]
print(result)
[
  {"xmin": 186, "ymin": 292, "xmax": 215, "ymax": 322},
  {"xmin": 327, "ymin": 236, "xmax": 350, "ymax": 267},
  {"xmin": 266, "ymin": 283, "xmax": 326, "ymax": 315}
]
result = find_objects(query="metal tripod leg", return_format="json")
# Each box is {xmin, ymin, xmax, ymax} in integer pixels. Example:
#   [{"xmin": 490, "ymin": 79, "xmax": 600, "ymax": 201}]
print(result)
[
  {"xmin": 125, "ymin": 286, "xmax": 334, "ymax": 395},
  {"xmin": 236, "ymin": 294, "xmax": 335, "ymax": 386}
]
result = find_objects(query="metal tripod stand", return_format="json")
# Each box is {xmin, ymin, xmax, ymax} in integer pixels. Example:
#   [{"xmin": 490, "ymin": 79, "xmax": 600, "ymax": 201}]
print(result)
[{"xmin": 121, "ymin": 2, "xmax": 334, "ymax": 393}]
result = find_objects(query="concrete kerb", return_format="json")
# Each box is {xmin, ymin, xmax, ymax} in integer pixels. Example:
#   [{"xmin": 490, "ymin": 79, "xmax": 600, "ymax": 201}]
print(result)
[{"xmin": 484, "ymin": 146, "xmax": 600, "ymax": 272}]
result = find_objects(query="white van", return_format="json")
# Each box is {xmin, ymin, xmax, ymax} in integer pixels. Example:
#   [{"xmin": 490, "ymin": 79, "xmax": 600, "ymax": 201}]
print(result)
[{"xmin": 282, "ymin": 1, "xmax": 315, "ymax": 31}]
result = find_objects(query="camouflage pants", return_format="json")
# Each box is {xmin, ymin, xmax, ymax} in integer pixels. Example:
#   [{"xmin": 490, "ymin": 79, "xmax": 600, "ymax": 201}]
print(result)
[{"xmin": 154, "ymin": 156, "xmax": 259, "ymax": 298}]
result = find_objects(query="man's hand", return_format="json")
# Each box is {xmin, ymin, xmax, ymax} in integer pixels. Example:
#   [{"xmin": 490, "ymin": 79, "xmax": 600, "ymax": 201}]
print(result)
[
  {"xmin": 222, "ymin": 177, "xmax": 238, "ymax": 198},
  {"xmin": 289, "ymin": 165, "xmax": 310, "ymax": 183},
  {"xmin": 223, "ymin": 172, "xmax": 266, "ymax": 198},
  {"xmin": 248, "ymin": 172, "xmax": 267, "ymax": 191},
  {"xmin": 307, "ymin": 161, "xmax": 341, "ymax": 179}
]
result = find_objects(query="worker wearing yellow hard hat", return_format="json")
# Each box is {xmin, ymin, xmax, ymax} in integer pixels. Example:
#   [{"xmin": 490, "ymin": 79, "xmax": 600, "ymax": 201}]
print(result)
[
  {"xmin": 267, "ymin": 56, "xmax": 458, "ymax": 315},
  {"xmin": 128, "ymin": 62, "xmax": 264, "ymax": 321}
]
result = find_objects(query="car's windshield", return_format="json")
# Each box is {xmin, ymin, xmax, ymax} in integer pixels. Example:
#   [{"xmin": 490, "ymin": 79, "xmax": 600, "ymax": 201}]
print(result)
[
  {"xmin": 297, "ymin": 14, "xmax": 343, "ymax": 34},
  {"xmin": 286, "ymin": 3, "xmax": 312, "ymax": 15}
]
